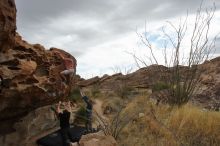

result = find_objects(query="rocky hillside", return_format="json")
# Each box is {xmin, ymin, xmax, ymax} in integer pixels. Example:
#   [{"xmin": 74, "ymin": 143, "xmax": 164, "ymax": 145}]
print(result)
[
  {"xmin": 77, "ymin": 57, "xmax": 220, "ymax": 109},
  {"xmin": 0, "ymin": 0, "xmax": 77, "ymax": 134},
  {"xmin": 193, "ymin": 57, "xmax": 220, "ymax": 109}
]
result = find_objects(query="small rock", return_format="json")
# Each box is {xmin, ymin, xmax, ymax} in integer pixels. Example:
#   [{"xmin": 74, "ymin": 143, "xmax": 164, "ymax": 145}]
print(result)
[
  {"xmin": 70, "ymin": 142, "xmax": 79, "ymax": 146},
  {"xmin": 79, "ymin": 131, "xmax": 117, "ymax": 146},
  {"xmin": 139, "ymin": 113, "xmax": 145, "ymax": 118}
]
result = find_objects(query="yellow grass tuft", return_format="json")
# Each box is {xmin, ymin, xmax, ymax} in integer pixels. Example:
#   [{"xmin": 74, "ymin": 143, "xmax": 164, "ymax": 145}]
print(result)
[
  {"xmin": 117, "ymin": 96, "xmax": 220, "ymax": 146},
  {"xmin": 168, "ymin": 105, "xmax": 220, "ymax": 146}
]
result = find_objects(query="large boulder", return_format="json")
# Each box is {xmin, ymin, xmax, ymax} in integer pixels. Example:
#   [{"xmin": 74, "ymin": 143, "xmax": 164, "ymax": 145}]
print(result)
[
  {"xmin": 0, "ymin": 0, "xmax": 77, "ymax": 134},
  {"xmin": 0, "ymin": 103, "xmax": 78, "ymax": 146}
]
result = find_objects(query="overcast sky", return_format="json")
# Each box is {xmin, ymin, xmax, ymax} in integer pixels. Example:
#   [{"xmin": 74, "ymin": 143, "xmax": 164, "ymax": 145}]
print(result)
[{"xmin": 15, "ymin": 0, "xmax": 220, "ymax": 78}]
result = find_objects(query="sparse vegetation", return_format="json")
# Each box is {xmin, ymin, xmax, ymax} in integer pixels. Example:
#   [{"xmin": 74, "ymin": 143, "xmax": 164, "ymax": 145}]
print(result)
[
  {"xmin": 102, "ymin": 97, "xmax": 124, "ymax": 114},
  {"xmin": 169, "ymin": 105, "xmax": 220, "ymax": 146},
  {"xmin": 67, "ymin": 88, "xmax": 82, "ymax": 102},
  {"xmin": 115, "ymin": 83, "xmax": 133, "ymax": 99},
  {"xmin": 90, "ymin": 83, "xmax": 101, "ymax": 98},
  {"xmin": 152, "ymin": 81, "xmax": 170, "ymax": 92},
  {"xmin": 95, "ymin": 103, "xmax": 140, "ymax": 140},
  {"xmin": 74, "ymin": 106, "xmax": 87, "ymax": 124},
  {"xmin": 117, "ymin": 96, "xmax": 220, "ymax": 146}
]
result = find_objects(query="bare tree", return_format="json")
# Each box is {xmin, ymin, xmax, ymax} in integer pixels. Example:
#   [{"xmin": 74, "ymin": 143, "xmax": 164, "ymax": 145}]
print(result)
[{"xmin": 134, "ymin": 3, "xmax": 218, "ymax": 106}]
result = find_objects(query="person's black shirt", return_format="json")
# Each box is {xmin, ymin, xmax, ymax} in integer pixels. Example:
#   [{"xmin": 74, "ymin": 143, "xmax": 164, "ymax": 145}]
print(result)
[
  {"xmin": 87, "ymin": 103, "xmax": 92, "ymax": 111},
  {"xmin": 58, "ymin": 110, "xmax": 70, "ymax": 129}
]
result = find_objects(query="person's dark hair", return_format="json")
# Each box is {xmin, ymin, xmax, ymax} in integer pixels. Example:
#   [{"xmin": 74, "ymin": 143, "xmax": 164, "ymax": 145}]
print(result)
[
  {"xmin": 88, "ymin": 99, "xmax": 95, "ymax": 105},
  {"xmin": 63, "ymin": 109, "xmax": 69, "ymax": 113}
]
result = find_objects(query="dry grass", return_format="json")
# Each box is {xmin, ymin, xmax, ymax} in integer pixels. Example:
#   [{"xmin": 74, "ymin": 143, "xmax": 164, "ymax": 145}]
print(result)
[
  {"xmin": 116, "ymin": 96, "xmax": 220, "ymax": 146},
  {"xmin": 83, "ymin": 88, "xmax": 220, "ymax": 146},
  {"xmin": 168, "ymin": 105, "xmax": 220, "ymax": 146}
]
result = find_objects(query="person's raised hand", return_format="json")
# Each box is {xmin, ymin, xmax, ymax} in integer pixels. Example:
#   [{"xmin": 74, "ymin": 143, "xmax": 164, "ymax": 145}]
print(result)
[
  {"xmin": 80, "ymin": 89, "xmax": 85, "ymax": 97},
  {"xmin": 67, "ymin": 101, "xmax": 71, "ymax": 106}
]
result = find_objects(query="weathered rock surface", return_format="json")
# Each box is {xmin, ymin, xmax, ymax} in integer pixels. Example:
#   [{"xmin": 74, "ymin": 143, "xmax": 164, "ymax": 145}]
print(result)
[
  {"xmin": 79, "ymin": 131, "xmax": 117, "ymax": 146},
  {"xmin": 78, "ymin": 65, "xmax": 169, "ymax": 90},
  {"xmin": 0, "ymin": 0, "xmax": 77, "ymax": 134},
  {"xmin": 192, "ymin": 58, "xmax": 220, "ymax": 110},
  {"xmin": 0, "ymin": 104, "xmax": 78, "ymax": 146},
  {"xmin": 0, "ymin": 0, "xmax": 16, "ymax": 52}
]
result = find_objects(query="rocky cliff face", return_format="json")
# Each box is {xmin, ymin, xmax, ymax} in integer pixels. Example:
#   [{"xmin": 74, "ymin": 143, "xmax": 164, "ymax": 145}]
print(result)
[
  {"xmin": 193, "ymin": 58, "xmax": 220, "ymax": 109},
  {"xmin": 77, "ymin": 65, "xmax": 170, "ymax": 90},
  {"xmin": 0, "ymin": 0, "xmax": 77, "ymax": 134},
  {"xmin": 0, "ymin": 0, "xmax": 16, "ymax": 52}
]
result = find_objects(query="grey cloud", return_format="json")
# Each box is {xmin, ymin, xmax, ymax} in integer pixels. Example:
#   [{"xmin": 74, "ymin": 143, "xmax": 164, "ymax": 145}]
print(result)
[
  {"xmin": 108, "ymin": 0, "xmax": 219, "ymax": 22},
  {"xmin": 15, "ymin": 0, "xmax": 220, "ymax": 57},
  {"xmin": 16, "ymin": 0, "xmax": 115, "ymax": 23},
  {"xmin": 16, "ymin": 0, "xmax": 220, "ymax": 34},
  {"xmin": 215, "ymin": 38, "xmax": 220, "ymax": 54}
]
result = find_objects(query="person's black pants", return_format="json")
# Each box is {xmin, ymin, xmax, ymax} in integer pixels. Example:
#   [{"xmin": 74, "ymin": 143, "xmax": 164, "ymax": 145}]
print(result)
[{"xmin": 60, "ymin": 127, "xmax": 71, "ymax": 146}]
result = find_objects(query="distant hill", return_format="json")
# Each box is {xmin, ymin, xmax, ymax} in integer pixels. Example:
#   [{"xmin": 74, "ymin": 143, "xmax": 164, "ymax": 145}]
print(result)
[{"xmin": 77, "ymin": 56, "xmax": 220, "ymax": 110}]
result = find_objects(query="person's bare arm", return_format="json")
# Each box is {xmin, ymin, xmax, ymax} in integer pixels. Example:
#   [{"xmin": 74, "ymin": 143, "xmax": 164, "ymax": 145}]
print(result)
[
  {"xmin": 66, "ymin": 101, "xmax": 72, "ymax": 112},
  {"xmin": 80, "ymin": 89, "xmax": 85, "ymax": 97},
  {"xmin": 57, "ymin": 101, "xmax": 62, "ymax": 113}
]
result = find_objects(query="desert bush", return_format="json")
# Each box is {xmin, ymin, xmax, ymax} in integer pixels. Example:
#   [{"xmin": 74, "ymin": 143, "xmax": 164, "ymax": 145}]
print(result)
[
  {"xmin": 102, "ymin": 97, "xmax": 124, "ymax": 114},
  {"xmin": 74, "ymin": 106, "xmax": 87, "ymax": 124},
  {"xmin": 90, "ymin": 83, "xmax": 101, "ymax": 98},
  {"xmin": 152, "ymin": 81, "xmax": 170, "ymax": 92},
  {"xmin": 111, "ymin": 66, "xmax": 134, "ymax": 99},
  {"xmin": 115, "ymin": 84, "xmax": 133, "ymax": 99},
  {"xmin": 67, "ymin": 88, "xmax": 81, "ymax": 102},
  {"xmin": 95, "ymin": 101, "xmax": 140, "ymax": 140}
]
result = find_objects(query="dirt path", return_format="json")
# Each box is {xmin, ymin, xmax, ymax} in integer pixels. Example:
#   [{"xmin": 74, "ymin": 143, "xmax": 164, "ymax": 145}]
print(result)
[{"xmin": 93, "ymin": 99, "xmax": 108, "ymax": 122}]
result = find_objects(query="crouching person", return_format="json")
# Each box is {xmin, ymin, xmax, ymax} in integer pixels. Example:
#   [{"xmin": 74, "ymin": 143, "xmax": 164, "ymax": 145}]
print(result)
[{"xmin": 80, "ymin": 89, "xmax": 93, "ymax": 132}]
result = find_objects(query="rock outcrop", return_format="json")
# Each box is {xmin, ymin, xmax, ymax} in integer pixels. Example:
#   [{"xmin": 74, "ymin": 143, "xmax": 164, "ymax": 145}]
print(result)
[
  {"xmin": 0, "ymin": 0, "xmax": 77, "ymax": 134},
  {"xmin": 78, "ymin": 65, "xmax": 169, "ymax": 92},
  {"xmin": 78, "ymin": 131, "xmax": 117, "ymax": 146},
  {"xmin": 192, "ymin": 58, "xmax": 220, "ymax": 110},
  {"xmin": 0, "ymin": 103, "xmax": 78, "ymax": 146}
]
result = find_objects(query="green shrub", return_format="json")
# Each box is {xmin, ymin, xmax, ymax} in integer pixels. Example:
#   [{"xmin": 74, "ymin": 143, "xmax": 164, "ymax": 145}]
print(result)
[
  {"xmin": 90, "ymin": 83, "xmax": 100, "ymax": 97},
  {"xmin": 115, "ymin": 84, "xmax": 133, "ymax": 99},
  {"xmin": 152, "ymin": 82, "xmax": 170, "ymax": 92},
  {"xmin": 74, "ymin": 106, "xmax": 87, "ymax": 124},
  {"xmin": 67, "ymin": 88, "xmax": 81, "ymax": 102}
]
